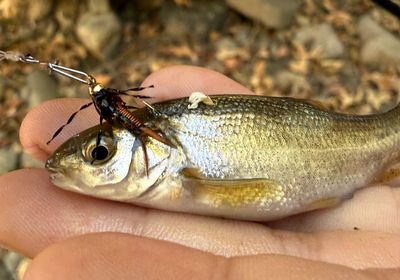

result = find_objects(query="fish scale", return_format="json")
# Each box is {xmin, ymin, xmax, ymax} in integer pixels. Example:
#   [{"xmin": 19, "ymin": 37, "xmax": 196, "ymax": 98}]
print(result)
[{"xmin": 46, "ymin": 95, "xmax": 400, "ymax": 220}]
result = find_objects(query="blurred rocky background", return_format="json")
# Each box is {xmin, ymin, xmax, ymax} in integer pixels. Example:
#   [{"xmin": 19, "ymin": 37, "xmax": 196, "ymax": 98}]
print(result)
[{"xmin": 0, "ymin": 0, "xmax": 400, "ymax": 279}]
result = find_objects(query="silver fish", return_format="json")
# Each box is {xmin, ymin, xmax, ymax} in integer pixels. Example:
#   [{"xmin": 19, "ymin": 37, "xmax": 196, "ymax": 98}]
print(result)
[{"xmin": 46, "ymin": 95, "xmax": 400, "ymax": 221}]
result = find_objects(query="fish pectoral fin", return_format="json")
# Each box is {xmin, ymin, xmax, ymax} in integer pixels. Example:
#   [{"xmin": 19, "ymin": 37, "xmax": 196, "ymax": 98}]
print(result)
[
  {"xmin": 303, "ymin": 99, "xmax": 330, "ymax": 111},
  {"xmin": 181, "ymin": 176, "xmax": 285, "ymax": 208},
  {"xmin": 180, "ymin": 167, "xmax": 205, "ymax": 179}
]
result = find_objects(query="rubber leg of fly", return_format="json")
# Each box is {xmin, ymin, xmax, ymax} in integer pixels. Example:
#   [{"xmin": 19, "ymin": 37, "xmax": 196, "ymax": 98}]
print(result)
[
  {"xmin": 139, "ymin": 135, "xmax": 149, "ymax": 177},
  {"xmin": 125, "ymin": 85, "xmax": 154, "ymax": 92},
  {"xmin": 110, "ymin": 85, "xmax": 154, "ymax": 98},
  {"xmin": 46, "ymin": 102, "xmax": 93, "ymax": 145},
  {"xmin": 141, "ymin": 127, "xmax": 176, "ymax": 148},
  {"xmin": 91, "ymin": 116, "xmax": 104, "ymax": 165}
]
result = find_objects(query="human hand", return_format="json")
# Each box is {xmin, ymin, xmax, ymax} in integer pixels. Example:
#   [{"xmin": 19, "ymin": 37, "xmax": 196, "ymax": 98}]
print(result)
[{"xmin": 0, "ymin": 66, "xmax": 399, "ymax": 279}]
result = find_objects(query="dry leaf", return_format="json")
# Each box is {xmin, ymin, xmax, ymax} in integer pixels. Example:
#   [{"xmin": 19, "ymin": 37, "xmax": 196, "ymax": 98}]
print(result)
[
  {"xmin": 319, "ymin": 59, "xmax": 344, "ymax": 73},
  {"xmin": 326, "ymin": 10, "xmax": 352, "ymax": 27},
  {"xmin": 216, "ymin": 47, "xmax": 250, "ymax": 61},
  {"xmin": 273, "ymin": 45, "xmax": 288, "ymax": 58},
  {"xmin": 366, "ymin": 89, "xmax": 392, "ymax": 111},
  {"xmin": 162, "ymin": 45, "xmax": 198, "ymax": 62},
  {"xmin": 139, "ymin": 23, "xmax": 158, "ymax": 38},
  {"xmin": 0, "ymin": 0, "xmax": 23, "ymax": 19},
  {"xmin": 290, "ymin": 43, "xmax": 322, "ymax": 74},
  {"xmin": 223, "ymin": 57, "xmax": 239, "ymax": 70},
  {"xmin": 322, "ymin": 0, "xmax": 336, "ymax": 12},
  {"xmin": 95, "ymin": 74, "xmax": 112, "ymax": 85},
  {"xmin": 250, "ymin": 60, "xmax": 266, "ymax": 88}
]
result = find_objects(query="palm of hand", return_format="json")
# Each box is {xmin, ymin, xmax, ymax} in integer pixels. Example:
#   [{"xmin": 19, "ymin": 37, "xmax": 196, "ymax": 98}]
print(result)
[{"xmin": 0, "ymin": 66, "xmax": 399, "ymax": 279}]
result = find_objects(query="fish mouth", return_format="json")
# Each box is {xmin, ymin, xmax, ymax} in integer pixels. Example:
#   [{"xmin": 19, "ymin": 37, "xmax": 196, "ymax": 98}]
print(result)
[
  {"xmin": 45, "ymin": 157, "xmax": 60, "ymax": 172},
  {"xmin": 45, "ymin": 157, "xmax": 65, "ymax": 180},
  {"xmin": 49, "ymin": 172, "xmax": 63, "ymax": 181}
]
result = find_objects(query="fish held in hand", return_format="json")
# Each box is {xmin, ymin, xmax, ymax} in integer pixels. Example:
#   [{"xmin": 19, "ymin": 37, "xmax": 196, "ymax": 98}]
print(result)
[{"xmin": 46, "ymin": 95, "xmax": 400, "ymax": 221}]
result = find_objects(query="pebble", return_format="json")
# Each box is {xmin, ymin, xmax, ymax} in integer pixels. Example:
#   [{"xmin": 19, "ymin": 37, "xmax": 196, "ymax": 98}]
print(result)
[
  {"xmin": 226, "ymin": 0, "xmax": 301, "ymax": 29},
  {"xmin": 215, "ymin": 38, "xmax": 240, "ymax": 61},
  {"xmin": 0, "ymin": 261, "xmax": 12, "ymax": 280},
  {"xmin": 134, "ymin": 0, "xmax": 164, "ymax": 11},
  {"xmin": 76, "ymin": 11, "xmax": 122, "ymax": 58},
  {"xmin": 0, "ymin": 77, "xmax": 4, "ymax": 101},
  {"xmin": 275, "ymin": 70, "xmax": 311, "ymax": 96},
  {"xmin": 55, "ymin": 0, "xmax": 81, "ymax": 31},
  {"xmin": 16, "ymin": 258, "xmax": 30, "ymax": 280},
  {"xmin": 23, "ymin": 70, "xmax": 60, "ymax": 109},
  {"xmin": 358, "ymin": 15, "xmax": 400, "ymax": 69},
  {"xmin": 295, "ymin": 23, "xmax": 344, "ymax": 59},
  {"xmin": 160, "ymin": 1, "xmax": 227, "ymax": 39},
  {"xmin": 87, "ymin": 0, "xmax": 111, "ymax": 13},
  {"xmin": 3, "ymin": 252, "xmax": 24, "ymax": 280},
  {"xmin": 20, "ymin": 152, "xmax": 44, "ymax": 169},
  {"xmin": 0, "ymin": 148, "xmax": 19, "ymax": 175}
]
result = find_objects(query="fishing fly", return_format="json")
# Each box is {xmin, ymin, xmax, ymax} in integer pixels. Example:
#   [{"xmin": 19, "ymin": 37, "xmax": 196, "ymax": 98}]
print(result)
[{"xmin": 0, "ymin": 50, "xmax": 175, "ymax": 174}]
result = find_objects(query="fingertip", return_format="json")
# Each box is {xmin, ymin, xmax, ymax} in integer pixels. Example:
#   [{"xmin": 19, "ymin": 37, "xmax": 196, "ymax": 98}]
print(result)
[
  {"xmin": 20, "ymin": 98, "xmax": 97, "ymax": 160},
  {"xmin": 141, "ymin": 65, "xmax": 253, "ymax": 101}
]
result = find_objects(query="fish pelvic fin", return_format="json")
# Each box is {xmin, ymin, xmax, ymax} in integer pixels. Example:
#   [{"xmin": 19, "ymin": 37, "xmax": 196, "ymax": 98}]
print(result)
[
  {"xmin": 181, "ymin": 173, "xmax": 285, "ymax": 208},
  {"xmin": 373, "ymin": 163, "xmax": 400, "ymax": 185}
]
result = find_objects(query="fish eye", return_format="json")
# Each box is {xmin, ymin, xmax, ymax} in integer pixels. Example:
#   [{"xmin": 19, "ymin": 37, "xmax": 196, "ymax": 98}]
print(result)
[
  {"xmin": 91, "ymin": 145, "xmax": 109, "ymax": 161},
  {"xmin": 83, "ymin": 136, "xmax": 116, "ymax": 164}
]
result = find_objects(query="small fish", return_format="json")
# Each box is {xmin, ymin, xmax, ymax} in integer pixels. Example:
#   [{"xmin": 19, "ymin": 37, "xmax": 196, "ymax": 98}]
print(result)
[{"xmin": 46, "ymin": 95, "xmax": 400, "ymax": 221}]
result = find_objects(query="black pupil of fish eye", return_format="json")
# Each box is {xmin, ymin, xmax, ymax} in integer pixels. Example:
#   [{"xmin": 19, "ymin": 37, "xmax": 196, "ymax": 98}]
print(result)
[{"xmin": 91, "ymin": 146, "xmax": 109, "ymax": 161}]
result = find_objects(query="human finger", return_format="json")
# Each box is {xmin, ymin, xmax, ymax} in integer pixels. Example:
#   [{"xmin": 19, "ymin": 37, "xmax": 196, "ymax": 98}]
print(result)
[
  {"xmin": 140, "ymin": 65, "xmax": 252, "ymax": 102},
  {"xmin": 23, "ymin": 233, "xmax": 400, "ymax": 280},
  {"xmin": 1, "ymin": 169, "xmax": 400, "ymax": 269}
]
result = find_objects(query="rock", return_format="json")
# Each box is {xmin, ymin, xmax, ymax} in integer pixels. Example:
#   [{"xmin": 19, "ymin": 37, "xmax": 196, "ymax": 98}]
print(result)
[
  {"xmin": 23, "ymin": 70, "xmax": 60, "ymax": 109},
  {"xmin": 134, "ymin": 0, "xmax": 164, "ymax": 11},
  {"xmin": 226, "ymin": 0, "xmax": 301, "ymax": 29},
  {"xmin": 3, "ymin": 252, "xmax": 24, "ymax": 279},
  {"xmin": 358, "ymin": 15, "xmax": 400, "ymax": 69},
  {"xmin": 27, "ymin": 0, "xmax": 53, "ymax": 22},
  {"xmin": 295, "ymin": 23, "xmax": 344, "ymax": 59},
  {"xmin": 0, "ymin": 149, "xmax": 19, "ymax": 174},
  {"xmin": 88, "ymin": 0, "xmax": 110, "ymax": 13},
  {"xmin": 0, "ymin": 249, "xmax": 6, "ymax": 258},
  {"xmin": 215, "ymin": 38, "xmax": 240, "ymax": 61},
  {"xmin": 275, "ymin": 70, "xmax": 311, "ymax": 96},
  {"xmin": 16, "ymin": 258, "xmax": 30, "ymax": 280},
  {"xmin": 76, "ymin": 11, "xmax": 121, "ymax": 58},
  {"xmin": 0, "ymin": 77, "xmax": 4, "ymax": 101},
  {"xmin": 55, "ymin": 0, "xmax": 81, "ymax": 31},
  {"xmin": 0, "ymin": 261, "xmax": 12, "ymax": 280},
  {"xmin": 358, "ymin": 15, "xmax": 380, "ymax": 42},
  {"xmin": 161, "ymin": 1, "xmax": 227, "ymax": 39}
]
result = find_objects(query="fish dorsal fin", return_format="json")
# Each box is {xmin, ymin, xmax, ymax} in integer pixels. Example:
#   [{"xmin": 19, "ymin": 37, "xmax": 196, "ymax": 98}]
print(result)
[
  {"xmin": 303, "ymin": 99, "xmax": 330, "ymax": 111},
  {"xmin": 180, "ymin": 171, "xmax": 284, "ymax": 208}
]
